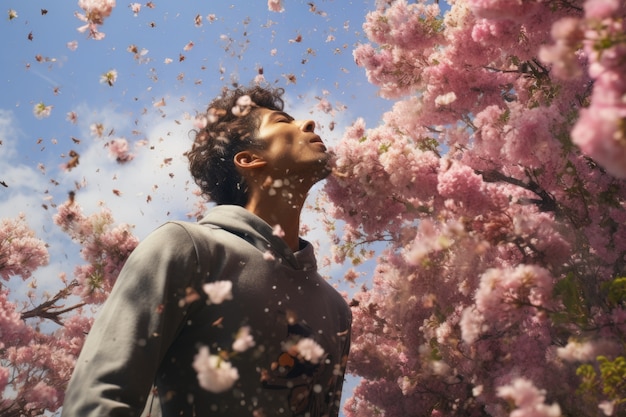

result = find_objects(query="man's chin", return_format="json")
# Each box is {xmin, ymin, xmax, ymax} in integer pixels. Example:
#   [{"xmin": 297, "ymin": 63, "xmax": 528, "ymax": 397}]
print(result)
[{"xmin": 313, "ymin": 155, "xmax": 333, "ymax": 181}]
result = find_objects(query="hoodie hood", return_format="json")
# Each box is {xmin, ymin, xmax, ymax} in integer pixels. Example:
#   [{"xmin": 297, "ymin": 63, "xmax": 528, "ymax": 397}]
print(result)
[{"xmin": 198, "ymin": 205, "xmax": 316, "ymax": 271}]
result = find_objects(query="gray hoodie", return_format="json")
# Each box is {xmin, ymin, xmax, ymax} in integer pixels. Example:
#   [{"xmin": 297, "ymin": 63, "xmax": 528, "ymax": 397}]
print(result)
[{"xmin": 61, "ymin": 205, "xmax": 351, "ymax": 417}]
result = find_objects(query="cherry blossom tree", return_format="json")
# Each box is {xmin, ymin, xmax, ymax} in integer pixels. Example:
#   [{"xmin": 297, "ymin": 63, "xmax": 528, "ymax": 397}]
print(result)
[
  {"xmin": 0, "ymin": 197, "xmax": 138, "ymax": 416},
  {"xmin": 324, "ymin": 0, "xmax": 626, "ymax": 416}
]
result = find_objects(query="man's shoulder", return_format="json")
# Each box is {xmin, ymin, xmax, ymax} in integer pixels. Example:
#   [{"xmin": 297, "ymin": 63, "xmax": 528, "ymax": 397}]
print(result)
[
  {"xmin": 163, "ymin": 219, "xmax": 221, "ymax": 233},
  {"xmin": 151, "ymin": 220, "xmax": 221, "ymax": 248},
  {"xmin": 130, "ymin": 221, "xmax": 218, "ymax": 256}
]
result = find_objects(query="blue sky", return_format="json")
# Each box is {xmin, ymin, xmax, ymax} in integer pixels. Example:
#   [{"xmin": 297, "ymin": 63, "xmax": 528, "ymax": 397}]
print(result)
[
  {"xmin": 0, "ymin": 0, "xmax": 391, "ymax": 257},
  {"xmin": 1, "ymin": 0, "xmax": 397, "ymax": 412}
]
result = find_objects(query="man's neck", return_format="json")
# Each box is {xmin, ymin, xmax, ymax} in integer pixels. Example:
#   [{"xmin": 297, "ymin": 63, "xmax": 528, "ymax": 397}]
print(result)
[{"xmin": 244, "ymin": 191, "xmax": 307, "ymax": 252}]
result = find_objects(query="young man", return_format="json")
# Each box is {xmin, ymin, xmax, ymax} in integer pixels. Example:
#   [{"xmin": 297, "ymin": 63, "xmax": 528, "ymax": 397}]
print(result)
[{"xmin": 61, "ymin": 85, "xmax": 352, "ymax": 417}]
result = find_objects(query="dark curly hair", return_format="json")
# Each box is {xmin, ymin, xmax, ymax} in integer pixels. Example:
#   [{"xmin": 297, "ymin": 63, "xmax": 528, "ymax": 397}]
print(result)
[{"xmin": 187, "ymin": 84, "xmax": 285, "ymax": 206}]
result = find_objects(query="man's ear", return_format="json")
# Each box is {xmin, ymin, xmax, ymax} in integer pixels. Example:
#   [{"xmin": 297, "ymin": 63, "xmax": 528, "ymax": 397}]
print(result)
[{"xmin": 234, "ymin": 150, "xmax": 267, "ymax": 170}]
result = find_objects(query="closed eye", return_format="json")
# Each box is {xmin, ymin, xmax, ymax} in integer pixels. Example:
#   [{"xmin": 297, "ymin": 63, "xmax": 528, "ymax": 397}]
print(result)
[{"xmin": 269, "ymin": 111, "xmax": 295, "ymax": 123}]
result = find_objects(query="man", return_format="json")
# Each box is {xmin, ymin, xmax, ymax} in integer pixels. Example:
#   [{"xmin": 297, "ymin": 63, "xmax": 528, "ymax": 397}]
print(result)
[{"xmin": 61, "ymin": 85, "xmax": 352, "ymax": 417}]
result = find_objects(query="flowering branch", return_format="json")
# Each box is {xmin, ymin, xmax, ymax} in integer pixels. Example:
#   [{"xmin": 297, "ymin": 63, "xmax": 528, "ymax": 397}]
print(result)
[{"xmin": 20, "ymin": 282, "xmax": 86, "ymax": 326}]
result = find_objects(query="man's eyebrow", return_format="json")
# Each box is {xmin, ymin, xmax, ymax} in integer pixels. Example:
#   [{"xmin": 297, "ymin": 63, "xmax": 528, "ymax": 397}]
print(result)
[{"xmin": 268, "ymin": 111, "xmax": 294, "ymax": 121}]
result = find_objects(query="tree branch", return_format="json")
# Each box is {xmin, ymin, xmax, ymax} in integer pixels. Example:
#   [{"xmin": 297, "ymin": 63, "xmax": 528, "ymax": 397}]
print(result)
[{"xmin": 20, "ymin": 281, "xmax": 85, "ymax": 326}]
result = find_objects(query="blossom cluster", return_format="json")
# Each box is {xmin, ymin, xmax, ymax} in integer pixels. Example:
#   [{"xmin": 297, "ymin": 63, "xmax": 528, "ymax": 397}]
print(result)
[
  {"xmin": 570, "ymin": 0, "xmax": 626, "ymax": 179},
  {"xmin": 537, "ymin": 0, "xmax": 626, "ymax": 178},
  {"xmin": 0, "ymin": 214, "xmax": 49, "ymax": 281},
  {"xmin": 53, "ymin": 198, "xmax": 139, "ymax": 304}
]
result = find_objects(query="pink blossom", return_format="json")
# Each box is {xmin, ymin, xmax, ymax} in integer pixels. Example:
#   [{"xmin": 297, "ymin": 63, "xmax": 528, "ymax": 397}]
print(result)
[
  {"xmin": 194, "ymin": 114, "xmax": 208, "ymax": 129},
  {"xmin": 437, "ymin": 161, "xmax": 496, "ymax": 215},
  {"xmin": 434, "ymin": 91, "xmax": 457, "ymax": 107},
  {"xmin": 538, "ymin": 42, "xmax": 583, "ymax": 79},
  {"xmin": 253, "ymin": 73, "xmax": 266, "ymax": 85},
  {"xmin": 192, "ymin": 346, "xmax": 239, "ymax": 393},
  {"xmin": 99, "ymin": 69, "xmax": 117, "ymax": 86},
  {"xmin": 557, "ymin": 339, "xmax": 621, "ymax": 362},
  {"xmin": 584, "ymin": 0, "xmax": 621, "ymax": 19},
  {"xmin": 0, "ymin": 289, "xmax": 31, "ymax": 348},
  {"xmin": 53, "ymin": 200, "xmax": 86, "ymax": 237},
  {"xmin": 459, "ymin": 307, "xmax": 484, "ymax": 344},
  {"xmin": 293, "ymin": 338, "xmax": 325, "ymax": 364},
  {"xmin": 231, "ymin": 95, "xmax": 256, "ymax": 117},
  {"xmin": 90, "ymin": 122, "xmax": 104, "ymax": 138},
  {"xmin": 599, "ymin": 400, "xmax": 616, "ymax": 416},
  {"xmin": 66, "ymin": 111, "xmax": 78, "ymax": 124},
  {"xmin": 107, "ymin": 138, "xmax": 135, "ymax": 163},
  {"xmin": 23, "ymin": 381, "xmax": 60, "ymax": 410},
  {"xmin": 0, "ymin": 214, "xmax": 49, "ymax": 280},
  {"xmin": 53, "ymin": 200, "xmax": 138, "ymax": 304},
  {"xmin": 497, "ymin": 378, "xmax": 562, "ymax": 417},
  {"xmin": 551, "ymin": 17, "xmax": 583, "ymax": 41},
  {"xmin": 267, "ymin": 0, "xmax": 284, "ymax": 13},
  {"xmin": 468, "ymin": 0, "xmax": 539, "ymax": 21},
  {"xmin": 271, "ymin": 224, "xmax": 285, "ymax": 238},
  {"xmin": 75, "ymin": 0, "xmax": 116, "ymax": 40},
  {"xmin": 406, "ymin": 219, "xmax": 462, "ymax": 264},
  {"xmin": 538, "ymin": 17, "xmax": 584, "ymax": 79},
  {"xmin": 316, "ymin": 98, "xmax": 333, "ymax": 114},
  {"xmin": 33, "ymin": 102, "xmax": 53, "ymax": 119},
  {"xmin": 571, "ymin": 105, "xmax": 626, "ymax": 178},
  {"xmin": 475, "ymin": 265, "xmax": 554, "ymax": 317},
  {"xmin": 232, "ymin": 326, "xmax": 255, "ymax": 352},
  {"xmin": 129, "ymin": 2, "xmax": 141, "ymax": 15},
  {"xmin": 202, "ymin": 281, "xmax": 233, "ymax": 304}
]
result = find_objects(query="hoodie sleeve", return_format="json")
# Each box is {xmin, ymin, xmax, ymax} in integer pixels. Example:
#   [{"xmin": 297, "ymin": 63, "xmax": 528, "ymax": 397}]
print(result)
[{"xmin": 61, "ymin": 222, "xmax": 205, "ymax": 417}]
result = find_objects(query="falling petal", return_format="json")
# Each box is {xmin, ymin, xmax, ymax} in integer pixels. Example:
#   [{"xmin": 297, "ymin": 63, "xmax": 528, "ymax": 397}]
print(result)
[
  {"xmin": 202, "ymin": 281, "xmax": 233, "ymax": 304},
  {"xmin": 100, "ymin": 69, "xmax": 118, "ymax": 86},
  {"xmin": 33, "ymin": 102, "xmax": 53, "ymax": 119},
  {"xmin": 130, "ymin": 3, "xmax": 141, "ymax": 15},
  {"xmin": 267, "ymin": 0, "xmax": 284, "ymax": 12},
  {"xmin": 272, "ymin": 224, "xmax": 285, "ymax": 238},
  {"xmin": 66, "ymin": 112, "xmax": 78, "ymax": 124}
]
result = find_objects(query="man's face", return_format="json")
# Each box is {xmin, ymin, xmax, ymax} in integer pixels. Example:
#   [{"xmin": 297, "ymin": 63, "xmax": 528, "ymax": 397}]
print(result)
[{"xmin": 253, "ymin": 107, "xmax": 331, "ymax": 183}]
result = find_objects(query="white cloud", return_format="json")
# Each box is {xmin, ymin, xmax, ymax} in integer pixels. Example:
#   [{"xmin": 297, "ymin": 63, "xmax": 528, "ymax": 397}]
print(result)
[
  {"xmin": 57, "ymin": 104, "xmax": 201, "ymax": 238},
  {"xmin": 0, "ymin": 109, "xmax": 48, "ymax": 225}
]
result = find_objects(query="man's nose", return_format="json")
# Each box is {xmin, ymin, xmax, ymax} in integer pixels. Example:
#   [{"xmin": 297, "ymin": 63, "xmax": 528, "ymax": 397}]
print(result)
[{"xmin": 300, "ymin": 119, "xmax": 316, "ymax": 132}]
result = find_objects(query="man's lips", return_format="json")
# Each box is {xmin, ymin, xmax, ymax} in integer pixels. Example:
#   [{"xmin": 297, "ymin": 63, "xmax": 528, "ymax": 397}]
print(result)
[{"xmin": 310, "ymin": 136, "xmax": 327, "ymax": 151}]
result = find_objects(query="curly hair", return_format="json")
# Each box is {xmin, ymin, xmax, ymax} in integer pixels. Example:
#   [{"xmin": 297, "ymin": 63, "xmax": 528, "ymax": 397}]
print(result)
[{"xmin": 187, "ymin": 84, "xmax": 285, "ymax": 206}]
